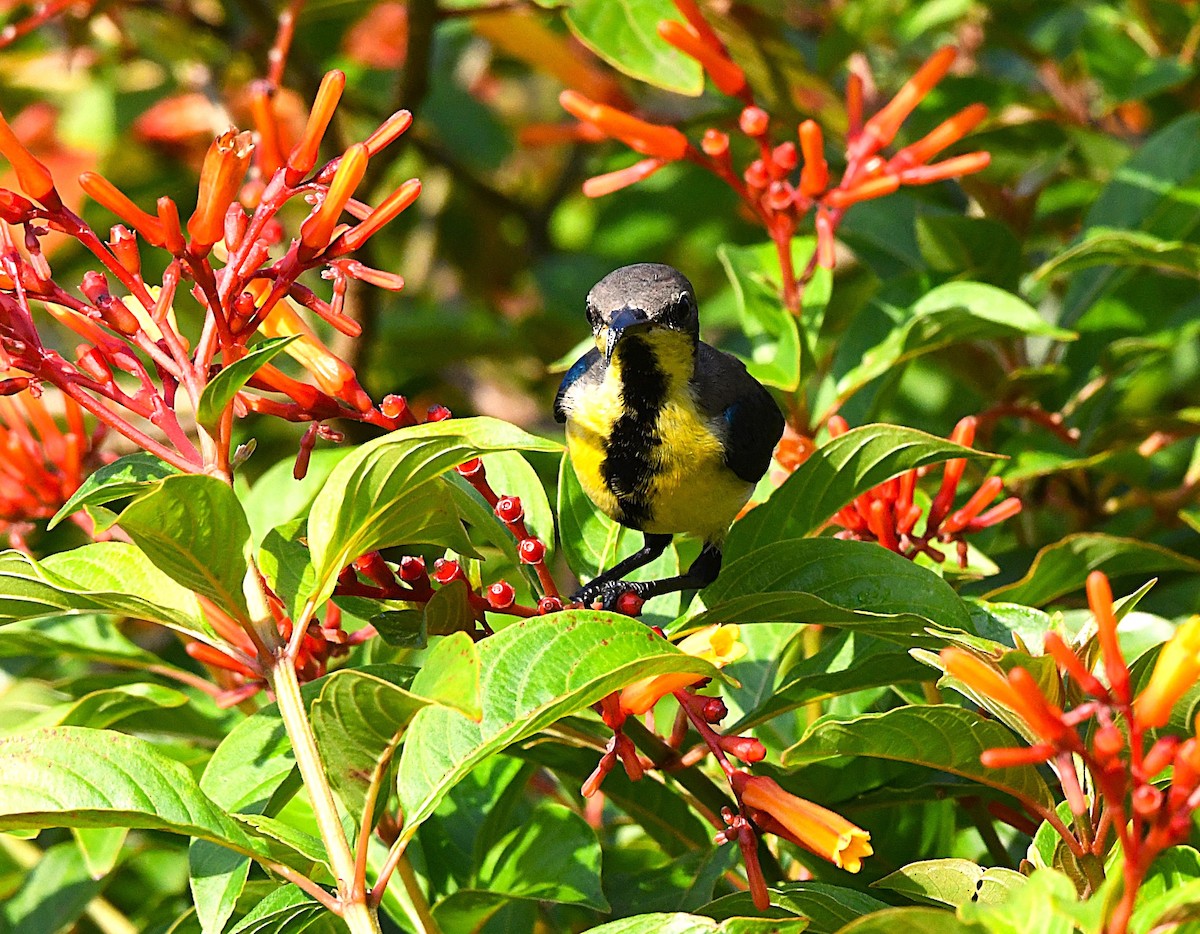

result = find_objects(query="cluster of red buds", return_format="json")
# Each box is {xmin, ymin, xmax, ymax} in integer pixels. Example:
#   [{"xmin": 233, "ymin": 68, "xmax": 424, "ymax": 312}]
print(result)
[
  {"xmin": 585, "ymin": 624, "xmax": 872, "ymax": 909},
  {"xmin": 943, "ymin": 571, "xmax": 1200, "ymax": 934},
  {"xmin": 0, "ymin": 58, "xmax": 421, "ymax": 480},
  {"xmin": 555, "ymin": 0, "xmax": 989, "ymax": 313},
  {"xmin": 824, "ymin": 415, "xmax": 1021, "ymax": 567},
  {"xmin": 0, "ymin": 384, "xmax": 105, "ymax": 549},
  {"xmin": 186, "ymin": 601, "xmax": 362, "ymax": 708},
  {"xmin": 331, "ymin": 454, "xmax": 565, "ymax": 641}
]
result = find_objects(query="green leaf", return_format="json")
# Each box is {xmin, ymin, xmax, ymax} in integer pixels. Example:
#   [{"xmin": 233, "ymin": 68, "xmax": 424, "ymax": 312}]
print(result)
[
  {"xmin": 48, "ymin": 452, "xmax": 177, "ymax": 530},
  {"xmin": 72, "ymin": 825, "xmax": 127, "ymax": 878},
  {"xmin": 983, "ymin": 533, "xmax": 1200, "ymax": 607},
  {"xmin": 312, "ymin": 649, "xmax": 480, "ymax": 820},
  {"xmin": 1032, "ymin": 227, "xmax": 1200, "ymax": 283},
  {"xmin": 196, "ymin": 336, "xmax": 299, "ymax": 428},
  {"xmin": 0, "ymin": 727, "xmax": 301, "ymax": 866},
  {"xmin": 557, "ymin": 456, "xmax": 682, "ymax": 620},
  {"xmin": 692, "ymin": 539, "xmax": 974, "ymax": 644},
  {"xmin": 1131, "ymin": 847, "xmax": 1200, "ymax": 933},
  {"xmin": 873, "ymin": 859, "xmax": 1026, "ymax": 908},
  {"xmin": 582, "ymin": 915, "xmax": 808, "ymax": 934},
  {"xmin": 395, "ymin": 611, "xmax": 718, "ymax": 843},
  {"xmin": 836, "ymin": 907, "xmax": 977, "ymax": 933},
  {"xmin": 0, "ymin": 614, "xmax": 158, "ymax": 666},
  {"xmin": 717, "ymin": 240, "xmax": 805, "ymax": 391},
  {"xmin": 242, "ymin": 449, "xmax": 351, "ymax": 545},
  {"xmin": 783, "ymin": 706, "xmax": 1056, "ymax": 809},
  {"xmin": 834, "ymin": 282, "xmax": 1075, "ymax": 403},
  {"xmin": 431, "ymin": 802, "xmax": 608, "ymax": 930},
  {"xmin": 733, "ymin": 632, "xmax": 930, "ymax": 731},
  {"xmin": 226, "ymin": 885, "xmax": 325, "ymax": 934},
  {"xmin": 0, "ymin": 545, "xmax": 210, "ymax": 641},
  {"xmin": 306, "ymin": 417, "xmax": 559, "ymax": 607},
  {"xmin": 564, "ymin": 0, "xmax": 702, "ymax": 96},
  {"xmin": 25, "ymin": 682, "xmax": 189, "ymax": 731},
  {"xmin": 957, "ymin": 868, "xmax": 1084, "ymax": 934},
  {"xmin": 257, "ymin": 518, "xmax": 319, "ymax": 624},
  {"xmin": 704, "ymin": 881, "xmax": 891, "ymax": 932},
  {"xmin": 117, "ymin": 475, "xmax": 252, "ymax": 620},
  {"xmin": 2, "ymin": 839, "xmax": 104, "ymax": 933},
  {"xmin": 726, "ymin": 424, "xmax": 998, "ymax": 557}
]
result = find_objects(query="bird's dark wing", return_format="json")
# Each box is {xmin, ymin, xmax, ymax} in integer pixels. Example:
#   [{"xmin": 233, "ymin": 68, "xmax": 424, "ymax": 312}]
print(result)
[
  {"xmin": 554, "ymin": 347, "xmax": 602, "ymax": 423},
  {"xmin": 695, "ymin": 343, "xmax": 785, "ymax": 484}
]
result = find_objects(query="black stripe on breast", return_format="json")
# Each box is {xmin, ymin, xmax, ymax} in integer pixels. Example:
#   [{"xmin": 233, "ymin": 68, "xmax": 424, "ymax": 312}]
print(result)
[{"xmin": 602, "ymin": 337, "xmax": 666, "ymax": 529}]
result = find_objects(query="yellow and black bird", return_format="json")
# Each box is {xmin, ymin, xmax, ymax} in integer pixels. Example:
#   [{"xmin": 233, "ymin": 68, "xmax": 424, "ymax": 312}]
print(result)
[{"xmin": 555, "ymin": 263, "xmax": 785, "ymax": 609}]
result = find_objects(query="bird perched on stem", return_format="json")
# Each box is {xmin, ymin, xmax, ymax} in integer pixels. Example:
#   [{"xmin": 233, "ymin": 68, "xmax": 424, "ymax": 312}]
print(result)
[{"xmin": 555, "ymin": 263, "xmax": 785, "ymax": 611}]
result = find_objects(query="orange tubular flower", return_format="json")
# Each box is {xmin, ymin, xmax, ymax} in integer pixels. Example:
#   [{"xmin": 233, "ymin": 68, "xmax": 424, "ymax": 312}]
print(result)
[
  {"xmin": 1087, "ymin": 571, "xmax": 1131, "ymax": 703},
  {"xmin": 657, "ymin": 20, "xmax": 746, "ymax": 96},
  {"xmin": 734, "ymin": 773, "xmax": 873, "ymax": 872},
  {"xmin": 286, "ymin": 70, "xmax": 346, "ymax": 186},
  {"xmin": 897, "ymin": 152, "xmax": 990, "ymax": 185},
  {"xmin": 798, "ymin": 120, "xmax": 828, "ymax": 196},
  {"xmin": 859, "ymin": 45, "xmax": 957, "ymax": 153},
  {"xmin": 891, "ymin": 103, "xmax": 988, "ymax": 169},
  {"xmin": 942, "ymin": 647, "xmax": 1073, "ymax": 745},
  {"xmin": 1135, "ymin": 617, "xmax": 1200, "ymax": 729},
  {"xmin": 78, "ymin": 172, "xmax": 166, "ymax": 246},
  {"xmin": 0, "ymin": 109, "xmax": 58, "ymax": 206},
  {"xmin": 300, "ymin": 143, "xmax": 368, "ymax": 253},
  {"xmin": 337, "ymin": 179, "xmax": 421, "ymax": 252},
  {"xmin": 582, "ymin": 159, "xmax": 666, "ymax": 198},
  {"xmin": 187, "ymin": 128, "xmax": 255, "ymax": 249},
  {"xmin": 618, "ymin": 624, "xmax": 745, "ymax": 716},
  {"xmin": 824, "ymin": 175, "xmax": 899, "ymax": 209},
  {"xmin": 559, "ymin": 90, "xmax": 689, "ymax": 161},
  {"xmin": 940, "ymin": 647, "xmax": 1027, "ymax": 710}
]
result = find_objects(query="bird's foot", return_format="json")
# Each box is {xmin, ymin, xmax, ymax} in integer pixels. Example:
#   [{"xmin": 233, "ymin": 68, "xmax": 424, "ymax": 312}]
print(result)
[{"xmin": 573, "ymin": 579, "xmax": 647, "ymax": 616}]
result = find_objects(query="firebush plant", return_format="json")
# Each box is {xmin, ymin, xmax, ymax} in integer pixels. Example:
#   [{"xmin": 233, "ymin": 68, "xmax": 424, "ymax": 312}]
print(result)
[{"xmin": 0, "ymin": 1, "xmax": 1199, "ymax": 933}]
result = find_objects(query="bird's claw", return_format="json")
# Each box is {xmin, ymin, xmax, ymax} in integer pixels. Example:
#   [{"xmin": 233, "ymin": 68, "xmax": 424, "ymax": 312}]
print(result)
[{"xmin": 573, "ymin": 579, "xmax": 642, "ymax": 613}]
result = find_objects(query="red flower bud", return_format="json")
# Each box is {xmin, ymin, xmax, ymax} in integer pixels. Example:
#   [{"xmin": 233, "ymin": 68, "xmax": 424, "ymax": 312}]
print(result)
[
  {"xmin": 701, "ymin": 129, "xmax": 729, "ymax": 157},
  {"xmin": 486, "ymin": 579, "xmax": 516, "ymax": 609},
  {"xmin": 739, "ymin": 106, "xmax": 769, "ymax": 137},
  {"xmin": 702, "ymin": 697, "xmax": 728, "ymax": 722},
  {"xmin": 495, "ymin": 496, "xmax": 524, "ymax": 523},
  {"xmin": 432, "ymin": 558, "xmax": 463, "ymax": 585},
  {"xmin": 455, "ymin": 458, "xmax": 484, "ymax": 478},
  {"xmin": 398, "ymin": 555, "xmax": 427, "ymax": 581},
  {"xmin": 426, "ymin": 404, "xmax": 452, "ymax": 422},
  {"xmin": 518, "ymin": 537, "xmax": 546, "ymax": 564},
  {"xmin": 538, "ymin": 596, "xmax": 564, "ymax": 614}
]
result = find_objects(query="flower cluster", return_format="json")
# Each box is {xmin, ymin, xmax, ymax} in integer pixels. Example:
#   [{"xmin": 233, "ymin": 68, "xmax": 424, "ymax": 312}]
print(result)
[
  {"xmin": 825, "ymin": 415, "xmax": 1021, "ymax": 566},
  {"xmin": 556, "ymin": 0, "xmax": 989, "ymax": 312},
  {"xmin": 0, "ymin": 65, "xmax": 420, "ymax": 480},
  {"xmin": 586, "ymin": 624, "xmax": 872, "ymax": 909},
  {"xmin": 0, "ymin": 385, "xmax": 103, "ymax": 549},
  {"xmin": 943, "ymin": 571, "xmax": 1200, "ymax": 934}
]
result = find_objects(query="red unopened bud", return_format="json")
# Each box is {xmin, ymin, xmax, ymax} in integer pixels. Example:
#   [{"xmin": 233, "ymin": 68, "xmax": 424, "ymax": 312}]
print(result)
[
  {"xmin": 765, "ymin": 181, "xmax": 794, "ymax": 211},
  {"xmin": 486, "ymin": 580, "xmax": 516, "ymax": 609},
  {"xmin": 538, "ymin": 596, "xmax": 564, "ymax": 614},
  {"xmin": 743, "ymin": 159, "xmax": 769, "ymax": 189},
  {"xmin": 518, "ymin": 537, "xmax": 546, "ymax": 564},
  {"xmin": 109, "ymin": 226, "xmax": 141, "ymax": 277},
  {"xmin": 721, "ymin": 735, "xmax": 766, "ymax": 763},
  {"xmin": 287, "ymin": 70, "xmax": 346, "ymax": 186},
  {"xmin": 76, "ymin": 346, "xmax": 113, "ymax": 384},
  {"xmin": 739, "ymin": 105, "xmax": 769, "ymax": 137},
  {"xmin": 1088, "ymin": 571, "xmax": 1130, "ymax": 704},
  {"xmin": 942, "ymin": 475, "xmax": 1004, "ymax": 534},
  {"xmin": 398, "ymin": 555, "xmax": 427, "ymax": 582},
  {"xmin": 0, "ymin": 377, "xmax": 30, "ymax": 396},
  {"xmin": 891, "ymin": 103, "xmax": 988, "ymax": 169},
  {"xmin": 426, "ymin": 404, "xmax": 452, "ymax": 422},
  {"xmin": 455, "ymin": 458, "xmax": 484, "ymax": 478},
  {"xmin": 1143, "ymin": 736, "xmax": 1179, "ymax": 778},
  {"xmin": 79, "ymin": 270, "xmax": 110, "ymax": 305},
  {"xmin": 772, "ymin": 141, "xmax": 798, "ymax": 171},
  {"xmin": 1132, "ymin": 783, "xmax": 1163, "ymax": 817},
  {"xmin": 381, "ymin": 394, "xmax": 411, "ymax": 420},
  {"xmin": 432, "ymin": 559, "xmax": 463, "ymax": 585},
  {"xmin": 495, "ymin": 496, "xmax": 524, "ymax": 523},
  {"xmin": 798, "ymin": 120, "xmax": 829, "ymax": 196},
  {"xmin": 1092, "ymin": 724, "xmax": 1123, "ymax": 759},
  {"xmin": 156, "ymin": 197, "xmax": 186, "ymax": 253},
  {"xmin": 615, "ymin": 591, "xmax": 644, "ymax": 616},
  {"xmin": 702, "ymin": 697, "xmax": 728, "ymax": 722},
  {"xmin": 701, "ymin": 129, "xmax": 729, "ymax": 157},
  {"xmin": 0, "ymin": 189, "xmax": 35, "ymax": 223}
]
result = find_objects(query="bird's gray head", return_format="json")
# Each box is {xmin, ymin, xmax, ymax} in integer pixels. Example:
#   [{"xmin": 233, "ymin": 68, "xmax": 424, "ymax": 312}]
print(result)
[{"xmin": 586, "ymin": 263, "xmax": 699, "ymax": 363}]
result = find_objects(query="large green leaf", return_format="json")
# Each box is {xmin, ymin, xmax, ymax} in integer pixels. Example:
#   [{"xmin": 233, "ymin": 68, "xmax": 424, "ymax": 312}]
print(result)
[
  {"xmin": 311, "ymin": 644, "xmax": 481, "ymax": 820},
  {"xmin": 956, "ymin": 868, "xmax": 1085, "ymax": 934},
  {"xmin": 48, "ymin": 452, "xmax": 178, "ymax": 530},
  {"xmin": 726, "ymin": 424, "xmax": 997, "ymax": 558},
  {"xmin": 783, "ymin": 706, "xmax": 1056, "ymax": 810},
  {"xmin": 983, "ymin": 533, "xmax": 1200, "ymax": 606},
  {"xmin": 582, "ymin": 915, "xmax": 808, "ymax": 934},
  {"xmin": 395, "ymin": 611, "xmax": 718, "ymax": 842},
  {"xmin": 1, "ymin": 839, "xmax": 104, "ymax": 934},
  {"xmin": 0, "ymin": 613, "xmax": 158, "ymax": 666},
  {"xmin": 0, "ymin": 727, "xmax": 306, "ymax": 867},
  {"xmin": 226, "ymin": 885, "xmax": 324, "ymax": 934},
  {"xmin": 431, "ymin": 802, "xmax": 607, "ymax": 931},
  {"xmin": 305, "ymin": 417, "xmax": 559, "ymax": 607},
  {"xmin": 196, "ymin": 336, "xmax": 299, "ymax": 428},
  {"xmin": 117, "ymin": 475, "xmax": 253, "ymax": 620},
  {"xmin": 0, "ymin": 544, "xmax": 211, "ymax": 641},
  {"xmin": 703, "ymin": 881, "xmax": 890, "ymax": 932},
  {"xmin": 21, "ymin": 682, "xmax": 188, "ymax": 732},
  {"xmin": 564, "ymin": 0, "xmax": 702, "ymax": 95},
  {"xmin": 836, "ymin": 907, "xmax": 977, "ymax": 933},
  {"xmin": 834, "ymin": 282, "xmax": 1075, "ymax": 404},
  {"xmin": 873, "ymin": 859, "xmax": 1026, "ymax": 908},
  {"xmin": 1032, "ymin": 227, "xmax": 1200, "ymax": 283},
  {"xmin": 242, "ymin": 448, "xmax": 351, "ymax": 545},
  {"xmin": 691, "ymin": 539, "xmax": 974, "ymax": 644}
]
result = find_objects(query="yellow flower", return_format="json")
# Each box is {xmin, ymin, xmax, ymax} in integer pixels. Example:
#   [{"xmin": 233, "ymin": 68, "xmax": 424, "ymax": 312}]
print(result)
[
  {"xmin": 618, "ymin": 624, "xmax": 745, "ymax": 716},
  {"xmin": 1135, "ymin": 616, "xmax": 1200, "ymax": 729},
  {"xmin": 736, "ymin": 773, "xmax": 873, "ymax": 873}
]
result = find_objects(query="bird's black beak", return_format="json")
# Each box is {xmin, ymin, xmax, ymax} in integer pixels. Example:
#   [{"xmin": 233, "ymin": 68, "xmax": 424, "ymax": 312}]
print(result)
[{"xmin": 604, "ymin": 306, "xmax": 650, "ymax": 364}]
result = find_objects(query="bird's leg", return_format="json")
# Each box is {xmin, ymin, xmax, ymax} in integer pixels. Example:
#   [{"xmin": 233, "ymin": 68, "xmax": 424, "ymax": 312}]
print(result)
[
  {"xmin": 579, "ymin": 543, "xmax": 723, "ymax": 612},
  {"xmin": 574, "ymin": 532, "xmax": 673, "ymax": 606}
]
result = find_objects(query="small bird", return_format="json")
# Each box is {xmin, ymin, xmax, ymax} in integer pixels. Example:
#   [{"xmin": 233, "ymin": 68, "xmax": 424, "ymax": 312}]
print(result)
[{"xmin": 555, "ymin": 263, "xmax": 785, "ymax": 610}]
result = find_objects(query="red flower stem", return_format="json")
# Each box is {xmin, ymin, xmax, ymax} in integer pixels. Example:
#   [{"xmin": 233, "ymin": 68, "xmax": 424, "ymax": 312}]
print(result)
[
  {"xmin": 531, "ymin": 560, "xmax": 560, "ymax": 599},
  {"xmin": 675, "ymin": 689, "xmax": 737, "ymax": 779}
]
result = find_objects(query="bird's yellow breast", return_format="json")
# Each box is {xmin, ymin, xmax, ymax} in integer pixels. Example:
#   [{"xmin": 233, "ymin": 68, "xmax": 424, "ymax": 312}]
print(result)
[{"xmin": 564, "ymin": 330, "xmax": 752, "ymax": 543}]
